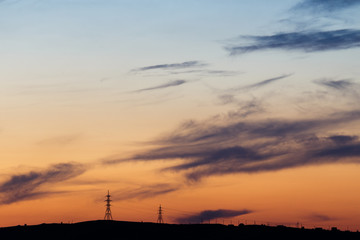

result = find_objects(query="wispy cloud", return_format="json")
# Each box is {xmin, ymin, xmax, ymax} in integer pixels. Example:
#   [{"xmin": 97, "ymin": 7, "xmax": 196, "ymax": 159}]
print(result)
[
  {"xmin": 104, "ymin": 110, "xmax": 360, "ymax": 181},
  {"xmin": 226, "ymin": 98, "xmax": 265, "ymax": 118},
  {"xmin": 216, "ymin": 74, "xmax": 291, "ymax": 115},
  {"xmin": 176, "ymin": 209, "xmax": 252, "ymax": 224},
  {"xmin": 241, "ymin": 74, "xmax": 292, "ymax": 90},
  {"xmin": 226, "ymin": 29, "xmax": 360, "ymax": 55},
  {"xmin": 169, "ymin": 69, "xmax": 240, "ymax": 77},
  {"xmin": 314, "ymin": 79, "xmax": 354, "ymax": 90},
  {"xmin": 293, "ymin": 0, "xmax": 360, "ymax": 12},
  {"xmin": 132, "ymin": 61, "xmax": 206, "ymax": 72},
  {"xmin": 133, "ymin": 80, "xmax": 187, "ymax": 93},
  {"xmin": 0, "ymin": 163, "xmax": 86, "ymax": 204},
  {"xmin": 112, "ymin": 183, "xmax": 180, "ymax": 201}
]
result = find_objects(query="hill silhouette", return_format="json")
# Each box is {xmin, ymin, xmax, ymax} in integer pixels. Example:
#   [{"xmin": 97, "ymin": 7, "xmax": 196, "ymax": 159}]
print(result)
[{"xmin": 0, "ymin": 220, "xmax": 359, "ymax": 240}]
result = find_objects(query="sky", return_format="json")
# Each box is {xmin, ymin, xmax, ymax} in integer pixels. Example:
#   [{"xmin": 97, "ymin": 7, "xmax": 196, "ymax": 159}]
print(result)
[{"xmin": 1, "ymin": 0, "xmax": 360, "ymax": 230}]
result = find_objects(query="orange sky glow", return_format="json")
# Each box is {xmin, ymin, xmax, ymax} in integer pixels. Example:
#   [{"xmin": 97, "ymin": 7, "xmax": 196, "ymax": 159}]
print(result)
[{"xmin": 1, "ymin": 0, "xmax": 360, "ymax": 231}]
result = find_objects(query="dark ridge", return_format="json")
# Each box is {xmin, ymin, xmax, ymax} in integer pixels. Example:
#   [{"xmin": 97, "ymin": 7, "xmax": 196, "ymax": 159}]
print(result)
[{"xmin": 0, "ymin": 220, "xmax": 359, "ymax": 240}]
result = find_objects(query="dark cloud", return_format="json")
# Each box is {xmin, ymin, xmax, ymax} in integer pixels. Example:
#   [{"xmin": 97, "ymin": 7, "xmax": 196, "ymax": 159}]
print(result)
[
  {"xmin": 176, "ymin": 209, "xmax": 252, "ymax": 224},
  {"xmin": 151, "ymin": 111, "xmax": 360, "ymax": 146},
  {"xmin": 242, "ymin": 74, "xmax": 292, "ymax": 90},
  {"xmin": 314, "ymin": 79, "xmax": 353, "ymax": 90},
  {"xmin": 293, "ymin": 0, "xmax": 360, "ymax": 12},
  {"xmin": 0, "ymin": 163, "xmax": 86, "ymax": 204},
  {"xmin": 133, "ymin": 80, "xmax": 187, "ymax": 93},
  {"xmin": 307, "ymin": 213, "xmax": 336, "ymax": 222},
  {"xmin": 328, "ymin": 135, "xmax": 358, "ymax": 144},
  {"xmin": 104, "ymin": 110, "xmax": 360, "ymax": 181},
  {"xmin": 226, "ymin": 29, "xmax": 360, "ymax": 55},
  {"xmin": 132, "ymin": 61, "xmax": 206, "ymax": 72},
  {"xmin": 112, "ymin": 184, "xmax": 180, "ymax": 201},
  {"xmin": 315, "ymin": 143, "xmax": 360, "ymax": 159}
]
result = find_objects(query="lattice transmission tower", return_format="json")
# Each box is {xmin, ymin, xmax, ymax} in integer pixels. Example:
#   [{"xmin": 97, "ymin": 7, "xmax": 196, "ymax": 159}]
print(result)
[
  {"xmin": 157, "ymin": 204, "xmax": 164, "ymax": 223},
  {"xmin": 104, "ymin": 190, "xmax": 113, "ymax": 220}
]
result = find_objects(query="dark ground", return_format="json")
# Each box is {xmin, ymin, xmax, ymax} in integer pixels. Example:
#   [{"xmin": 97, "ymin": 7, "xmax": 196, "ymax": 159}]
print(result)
[{"xmin": 0, "ymin": 220, "xmax": 359, "ymax": 240}]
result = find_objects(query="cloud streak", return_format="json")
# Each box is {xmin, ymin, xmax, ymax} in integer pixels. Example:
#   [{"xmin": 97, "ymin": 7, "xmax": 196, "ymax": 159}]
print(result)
[
  {"xmin": 240, "ymin": 74, "xmax": 292, "ymax": 90},
  {"xmin": 168, "ymin": 69, "xmax": 240, "ymax": 77},
  {"xmin": 0, "ymin": 163, "xmax": 86, "ymax": 204},
  {"xmin": 176, "ymin": 209, "xmax": 252, "ymax": 224},
  {"xmin": 132, "ymin": 61, "xmax": 206, "ymax": 72},
  {"xmin": 112, "ymin": 183, "xmax": 180, "ymax": 201},
  {"xmin": 293, "ymin": 0, "xmax": 360, "ymax": 12},
  {"xmin": 133, "ymin": 80, "xmax": 187, "ymax": 93},
  {"xmin": 226, "ymin": 29, "xmax": 360, "ymax": 55}
]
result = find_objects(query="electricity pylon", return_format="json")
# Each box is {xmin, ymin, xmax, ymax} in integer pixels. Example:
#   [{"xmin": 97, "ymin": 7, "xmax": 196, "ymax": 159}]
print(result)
[
  {"xmin": 157, "ymin": 204, "xmax": 164, "ymax": 223},
  {"xmin": 104, "ymin": 190, "xmax": 113, "ymax": 220}
]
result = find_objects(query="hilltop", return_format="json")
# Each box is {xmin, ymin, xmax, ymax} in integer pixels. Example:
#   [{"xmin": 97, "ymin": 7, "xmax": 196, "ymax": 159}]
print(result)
[{"xmin": 0, "ymin": 220, "xmax": 359, "ymax": 240}]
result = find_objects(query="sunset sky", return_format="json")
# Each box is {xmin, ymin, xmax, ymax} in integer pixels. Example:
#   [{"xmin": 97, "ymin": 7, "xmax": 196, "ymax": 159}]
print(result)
[{"xmin": 1, "ymin": 0, "xmax": 360, "ymax": 230}]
